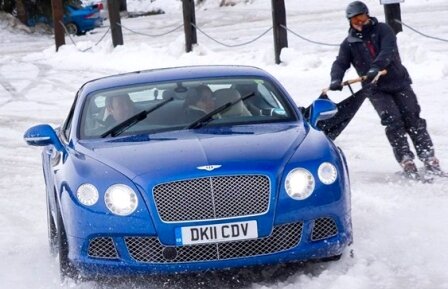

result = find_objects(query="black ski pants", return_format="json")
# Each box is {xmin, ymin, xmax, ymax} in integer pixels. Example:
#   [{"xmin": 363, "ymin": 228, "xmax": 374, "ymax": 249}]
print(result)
[{"xmin": 368, "ymin": 86, "xmax": 434, "ymax": 163}]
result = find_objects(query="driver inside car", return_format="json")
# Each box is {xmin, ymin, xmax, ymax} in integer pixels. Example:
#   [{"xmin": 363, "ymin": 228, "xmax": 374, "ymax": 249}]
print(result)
[
  {"xmin": 183, "ymin": 85, "xmax": 215, "ymax": 121},
  {"xmin": 104, "ymin": 94, "xmax": 138, "ymax": 125}
]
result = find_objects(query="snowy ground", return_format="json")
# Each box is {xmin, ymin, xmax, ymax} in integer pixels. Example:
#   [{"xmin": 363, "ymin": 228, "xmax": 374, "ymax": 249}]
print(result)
[{"xmin": 1, "ymin": 0, "xmax": 448, "ymax": 288}]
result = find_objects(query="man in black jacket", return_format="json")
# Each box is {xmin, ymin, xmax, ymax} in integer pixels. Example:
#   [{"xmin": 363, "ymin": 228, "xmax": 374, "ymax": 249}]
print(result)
[{"xmin": 329, "ymin": 1, "xmax": 442, "ymax": 178}]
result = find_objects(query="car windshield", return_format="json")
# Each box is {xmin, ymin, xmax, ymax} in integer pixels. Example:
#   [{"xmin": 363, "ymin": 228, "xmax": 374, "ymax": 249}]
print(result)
[{"xmin": 79, "ymin": 77, "xmax": 296, "ymax": 139}]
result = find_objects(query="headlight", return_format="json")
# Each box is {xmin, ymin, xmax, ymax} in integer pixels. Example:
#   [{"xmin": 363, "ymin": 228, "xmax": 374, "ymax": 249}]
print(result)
[
  {"xmin": 76, "ymin": 183, "xmax": 99, "ymax": 206},
  {"xmin": 285, "ymin": 168, "xmax": 315, "ymax": 200},
  {"xmin": 318, "ymin": 162, "xmax": 338, "ymax": 185},
  {"xmin": 104, "ymin": 184, "xmax": 138, "ymax": 216}
]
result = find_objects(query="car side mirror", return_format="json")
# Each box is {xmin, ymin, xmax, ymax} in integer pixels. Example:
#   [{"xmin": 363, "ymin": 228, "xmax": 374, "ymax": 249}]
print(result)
[
  {"xmin": 23, "ymin": 124, "xmax": 65, "ymax": 152},
  {"xmin": 309, "ymin": 99, "xmax": 338, "ymax": 129}
]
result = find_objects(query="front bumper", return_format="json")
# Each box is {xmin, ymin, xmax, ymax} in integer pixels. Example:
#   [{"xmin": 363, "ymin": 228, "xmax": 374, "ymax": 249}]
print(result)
[{"xmin": 69, "ymin": 215, "xmax": 352, "ymax": 278}]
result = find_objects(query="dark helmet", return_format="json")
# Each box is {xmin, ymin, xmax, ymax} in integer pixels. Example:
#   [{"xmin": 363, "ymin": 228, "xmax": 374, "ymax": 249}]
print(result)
[{"xmin": 346, "ymin": 1, "xmax": 369, "ymax": 19}]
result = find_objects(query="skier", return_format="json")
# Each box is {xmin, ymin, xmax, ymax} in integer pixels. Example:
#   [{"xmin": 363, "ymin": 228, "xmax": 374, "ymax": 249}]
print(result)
[{"xmin": 328, "ymin": 1, "xmax": 443, "ymax": 179}]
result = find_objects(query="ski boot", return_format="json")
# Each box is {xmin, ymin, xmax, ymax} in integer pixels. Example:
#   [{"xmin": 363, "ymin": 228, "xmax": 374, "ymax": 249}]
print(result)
[
  {"xmin": 400, "ymin": 159, "xmax": 420, "ymax": 180},
  {"xmin": 424, "ymin": 157, "xmax": 447, "ymax": 177}
]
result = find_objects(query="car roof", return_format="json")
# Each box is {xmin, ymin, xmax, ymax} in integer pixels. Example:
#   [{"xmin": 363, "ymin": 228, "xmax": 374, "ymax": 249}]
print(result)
[{"xmin": 79, "ymin": 65, "xmax": 273, "ymax": 96}]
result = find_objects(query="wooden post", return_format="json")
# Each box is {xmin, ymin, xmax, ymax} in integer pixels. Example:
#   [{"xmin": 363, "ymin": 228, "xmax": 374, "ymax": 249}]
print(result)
[
  {"xmin": 190, "ymin": 0, "xmax": 197, "ymax": 45},
  {"xmin": 107, "ymin": 0, "xmax": 124, "ymax": 47},
  {"xmin": 271, "ymin": 0, "xmax": 288, "ymax": 64},
  {"xmin": 51, "ymin": 0, "xmax": 65, "ymax": 51},
  {"xmin": 384, "ymin": 3, "xmax": 402, "ymax": 34},
  {"xmin": 119, "ymin": 0, "xmax": 127, "ymax": 12},
  {"xmin": 182, "ymin": 0, "xmax": 197, "ymax": 53}
]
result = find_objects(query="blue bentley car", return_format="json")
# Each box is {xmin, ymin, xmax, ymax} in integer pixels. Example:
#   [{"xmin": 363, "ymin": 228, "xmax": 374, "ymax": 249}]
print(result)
[
  {"xmin": 24, "ymin": 65, "xmax": 352, "ymax": 279},
  {"xmin": 63, "ymin": 4, "xmax": 103, "ymax": 35}
]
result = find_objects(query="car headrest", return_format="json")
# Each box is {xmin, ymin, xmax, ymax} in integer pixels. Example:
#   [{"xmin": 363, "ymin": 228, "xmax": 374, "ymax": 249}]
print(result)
[
  {"xmin": 214, "ymin": 88, "xmax": 251, "ymax": 117},
  {"xmin": 162, "ymin": 89, "xmax": 176, "ymax": 100}
]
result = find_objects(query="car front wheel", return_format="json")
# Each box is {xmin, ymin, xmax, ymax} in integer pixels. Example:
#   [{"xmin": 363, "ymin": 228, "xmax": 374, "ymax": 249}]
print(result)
[
  {"xmin": 47, "ymin": 194, "xmax": 57, "ymax": 256},
  {"xmin": 55, "ymin": 207, "xmax": 78, "ymax": 280}
]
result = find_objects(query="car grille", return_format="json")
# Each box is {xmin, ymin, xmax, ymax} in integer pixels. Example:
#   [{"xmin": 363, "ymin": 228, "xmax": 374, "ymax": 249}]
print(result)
[
  {"xmin": 153, "ymin": 175, "xmax": 270, "ymax": 222},
  {"xmin": 87, "ymin": 237, "xmax": 119, "ymax": 259},
  {"xmin": 124, "ymin": 222, "xmax": 303, "ymax": 263},
  {"xmin": 311, "ymin": 217, "xmax": 338, "ymax": 241}
]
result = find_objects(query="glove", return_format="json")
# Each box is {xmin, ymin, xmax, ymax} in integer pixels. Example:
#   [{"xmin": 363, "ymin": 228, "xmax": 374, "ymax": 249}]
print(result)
[
  {"xmin": 329, "ymin": 80, "xmax": 343, "ymax": 91},
  {"xmin": 365, "ymin": 67, "xmax": 380, "ymax": 83}
]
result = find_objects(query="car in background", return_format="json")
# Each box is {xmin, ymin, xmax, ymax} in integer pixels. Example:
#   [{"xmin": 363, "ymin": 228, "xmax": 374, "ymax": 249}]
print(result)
[
  {"xmin": 23, "ymin": 65, "xmax": 352, "ymax": 279},
  {"xmin": 63, "ymin": 2, "xmax": 103, "ymax": 35},
  {"xmin": 24, "ymin": 0, "xmax": 102, "ymax": 35}
]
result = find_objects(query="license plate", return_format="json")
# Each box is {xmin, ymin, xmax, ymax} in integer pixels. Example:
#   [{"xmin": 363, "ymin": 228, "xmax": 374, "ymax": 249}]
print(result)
[{"xmin": 175, "ymin": 220, "xmax": 258, "ymax": 246}]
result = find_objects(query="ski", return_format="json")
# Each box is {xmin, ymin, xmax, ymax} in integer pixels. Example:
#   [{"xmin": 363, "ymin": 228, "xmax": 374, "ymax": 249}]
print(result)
[
  {"xmin": 424, "ymin": 170, "xmax": 448, "ymax": 179},
  {"xmin": 417, "ymin": 172, "xmax": 435, "ymax": 184},
  {"xmin": 396, "ymin": 168, "xmax": 448, "ymax": 184},
  {"xmin": 396, "ymin": 170, "xmax": 433, "ymax": 184}
]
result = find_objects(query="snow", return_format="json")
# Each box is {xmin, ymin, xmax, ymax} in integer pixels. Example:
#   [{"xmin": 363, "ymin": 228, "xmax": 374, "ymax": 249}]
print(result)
[{"xmin": 1, "ymin": 0, "xmax": 448, "ymax": 288}]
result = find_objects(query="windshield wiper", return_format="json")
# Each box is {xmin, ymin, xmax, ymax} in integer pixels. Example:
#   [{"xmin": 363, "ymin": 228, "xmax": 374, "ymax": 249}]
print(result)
[
  {"xmin": 186, "ymin": 92, "xmax": 255, "ymax": 130},
  {"xmin": 101, "ymin": 97, "xmax": 174, "ymax": 138}
]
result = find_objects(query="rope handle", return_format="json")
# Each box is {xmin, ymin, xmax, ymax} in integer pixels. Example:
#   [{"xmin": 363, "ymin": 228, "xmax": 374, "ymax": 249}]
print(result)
[{"xmin": 322, "ymin": 69, "xmax": 387, "ymax": 94}]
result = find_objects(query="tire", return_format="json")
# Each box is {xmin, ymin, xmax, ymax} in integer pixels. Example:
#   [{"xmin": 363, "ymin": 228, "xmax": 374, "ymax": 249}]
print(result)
[
  {"xmin": 55, "ymin": 207, "xmax": 78, "ymax": 280},
  {"xmin": 47, "ymin": 194, "xmax": 57, "ymax": 256},
  {"xmin": 65, "ymin": 22, "xmax": 78, "ymax": 35}
]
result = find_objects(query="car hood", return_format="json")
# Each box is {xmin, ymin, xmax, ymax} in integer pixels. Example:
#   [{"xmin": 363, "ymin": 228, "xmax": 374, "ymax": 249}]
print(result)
[{"xmin": 81, "ymin": 123, "xmax": 307, "ymax": 184}]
